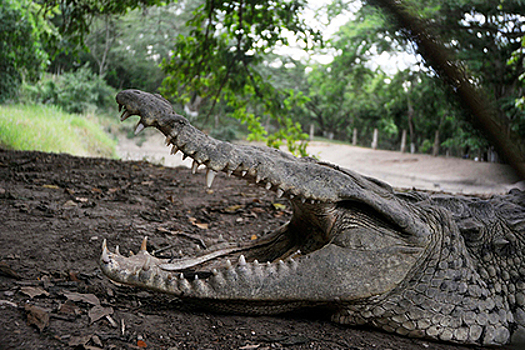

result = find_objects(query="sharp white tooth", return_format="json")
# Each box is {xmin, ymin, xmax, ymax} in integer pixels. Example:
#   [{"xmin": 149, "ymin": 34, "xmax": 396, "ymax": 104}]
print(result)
[
  {"xmin": 218, "ymin": 234, "xmax": 224, "ymax": 241},
  {"xmin": 301, "ymin": 197, "xmax": 306, "ymax": 203},
  {"xmin": 255, "ymin": 175, "xmax": 262, "ymax": 183},
  {"xmin": 115, "ymin": 245, "xmax": 121, "ymax": 255},
  {"xmin": 178, "ymin": 250, "xmax": 183, "ymax": 256},
  {"xmin": 179, "ymin": 273, "xmax": 185, "ymax": 279},
  {"xmin": 265, "ymin": 182, "xmax": 272, "ymax": 190},
  {"xmin": 239, "ymin": 255, "xmax": 246, "ymax": 266},
  {"xmin": 101, "ymin": 239, "xmax": 110, "ymax": 264},
  {"xmin": 226, "ymin": 259, "xmax": 232, "ymax": 269},
  {"xmin": 289, "ymin": 194, "xmax": 294, "ymax": 199},
  {"xmin": 254, "ymin": 260, "xmax": 259, "ymax": 265},
  {"xmin": 276, "ymin": 189, "xmax": 284, "ymax": 198},
  {"xmin": 194, "ymin": 274, "xmax": 199, "ymax": 280},
  {"xmin": 140, "ymin": 236, "xmax": 148, "ymax": 251},
  {"xmin": 191, "ymin": 160, "xmax": 199, "ymax": 174},
  {"xmin": 226, "ymin": 170, "xmax": 233, "ymax": 177},
  {"xmin": 241, "ymin": 170, "xmax": 247, "ymax": 177},
  {"xmin": 311, "ymin": 199, "xmax": 316, "ymax": 204},
  {"xmin": 212, "ymin": 269, "xmax": 218, "ymax": 275},
  {"xmin": 142, "ymin": 256, "xmax": 151, "ymax": 271},
  {"xmin": 134, "ymin": 123, "xmax": 145, "ymax": 135},
  {"xmin": 206, "ymin": 168, "xmax": 217, "ymax": 188},
  {"xmin": 170, "ymin": 145, "xmax": 179, "ymax": 155}
]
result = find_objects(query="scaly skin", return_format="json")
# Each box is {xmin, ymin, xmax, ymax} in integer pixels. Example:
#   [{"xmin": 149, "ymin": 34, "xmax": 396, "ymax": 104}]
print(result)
[{"xmin": 100, "ymin": 89, "xmax": 525, "ymax": 346}]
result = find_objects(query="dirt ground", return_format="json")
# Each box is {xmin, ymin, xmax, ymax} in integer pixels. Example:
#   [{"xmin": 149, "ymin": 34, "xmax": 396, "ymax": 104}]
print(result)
[{"xmin": 0, "ymin": 148, "xmax": 509, "ymax": 350}]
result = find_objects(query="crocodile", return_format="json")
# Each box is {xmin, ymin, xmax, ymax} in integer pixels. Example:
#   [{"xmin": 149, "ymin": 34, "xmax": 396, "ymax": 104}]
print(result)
[{"xmin": 100, "ymin": 89, "xmax": 525, "ymax": 346}]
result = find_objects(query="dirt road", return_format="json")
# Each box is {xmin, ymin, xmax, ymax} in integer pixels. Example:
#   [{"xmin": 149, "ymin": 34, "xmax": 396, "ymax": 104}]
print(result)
[{"xmin": 117, "ymin": 132, "xmax": 523, "ymax": 195}]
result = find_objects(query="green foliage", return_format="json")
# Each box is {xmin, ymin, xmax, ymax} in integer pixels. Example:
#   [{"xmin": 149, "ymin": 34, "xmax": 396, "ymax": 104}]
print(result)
[
  {"xmin": 161, "ymin": 0, "xmax": 321, "ymax": 156},
  {"xmin": 20, "ymin": 66, "xmax": 117, "ymax": 114},
  {"xmin": 0, "ymin": 0, "xmax": 57, "ymax": 102},
  {"xmin": 0, "ymin": 104, "xmax": 116, "ymax": 157}
]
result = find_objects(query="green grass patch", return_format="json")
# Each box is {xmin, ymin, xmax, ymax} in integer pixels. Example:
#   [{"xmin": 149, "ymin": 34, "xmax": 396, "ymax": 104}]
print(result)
[{"xmin": 0, "ymin": 104, "xmax": 117, "ymax": 158}]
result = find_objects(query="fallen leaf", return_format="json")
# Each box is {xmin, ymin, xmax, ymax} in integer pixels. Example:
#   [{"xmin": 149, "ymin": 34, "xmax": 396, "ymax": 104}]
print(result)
[
  {"xmin": 91, "ymin": 334, "xmax": 103, "ymax": 347},
  {"xmin": 89, "ymin": 305, "xmax": 113, "ymax": 323},
  {"xmin": 25, "ymin": 304, "xmax": 49, "ymax": 332},
  {"xmin": 189, "ymin": 217, "xmax": 209, "ymax": 229},
  {"xmin": 224, "ymin": 204, "xmax": 244, "ymax": 213},
  {"xmin": 20, "ymin": 286, "xmax": 49, "ymax": 299},
  {"xmin": 240, "ymin": 345, "xmax": 260, "ymax": 350},
  {"xmin": 59, "ymin": 300, "xmax": 80, "ymax": 316},
  {"xmin": 0, "ymin": 299, "xmax": 18, "ymax": 307},
  {"xmin": 63, "ymin": 291, "xmax": 100, "ymax": 306},
  {"xmin": 137, "ymin": 340, "xmax": 147, "ymax": 348},
  {"xmin": 68, "ymin": 335, "xmax": 91, "ymax": 347},
  {"xmin": 63, "ymin": 200, "xmax": 77, "ymax": 208},
  {"xmin": 42, "ymin": 184, "xmax": 59, "ymax": 189},
  {"xmin": 272, "ymin": 203, "xmax": 286, "ymax": 210}
]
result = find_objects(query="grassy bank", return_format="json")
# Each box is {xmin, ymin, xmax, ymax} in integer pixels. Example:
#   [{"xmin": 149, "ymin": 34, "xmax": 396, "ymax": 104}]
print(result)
[{"xmin": 0, "ymin": 104, "xmax": 117, "ymax": 158}]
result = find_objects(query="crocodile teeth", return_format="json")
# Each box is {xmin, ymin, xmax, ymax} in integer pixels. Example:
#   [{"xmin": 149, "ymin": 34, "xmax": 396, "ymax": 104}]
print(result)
[
  {"xmin": 140, "ymin": 236, "xmax": 148, "ymax": 251},
  {"xmin": 239, "ymin": 255, "xmax": 246, "ymax": 266},
  {"xmin": 101, "ymin": 239, "xmax": 110, "ymax": 263},
  {"xmin": 120, "ymin": 109, "xmax": 132, "ymax": 121},
  {"xmin": 142, "ymin": 255, "xmax": 151, "ymax": 271},
  {"xmin": 226, "ymin": 170, "xmax": 233, "ymax": 177},
  {"xmin": 265, "ymin": 182, "xmax": 272, "ymax": 190},
  {"xmin": 191, "ymin": 160, "xmax": 199, "ymax": 174},
  {"xmin": 170, "ymin": 145, "xmax": 179, "ymax": 155},
  {"xmin": 134, "ymin": 122, "xmax": 145, "ymax": 135},
  {"xmin": 206, "ymin": 168, "xmax": 216, "ymax": 188},
  {"xmin": 276, "ymin": 188, "xmax": 284, "ymax": 198},
  {"xmin": 241, "ymin": 170, "xmax": 247, "ymax": 177}
]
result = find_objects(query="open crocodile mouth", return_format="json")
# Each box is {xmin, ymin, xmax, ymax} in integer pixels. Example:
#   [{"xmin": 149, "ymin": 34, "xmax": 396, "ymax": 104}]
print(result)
[{"xmin": 100, "ymin": 90, "xmax": 429, "ymax": 309}]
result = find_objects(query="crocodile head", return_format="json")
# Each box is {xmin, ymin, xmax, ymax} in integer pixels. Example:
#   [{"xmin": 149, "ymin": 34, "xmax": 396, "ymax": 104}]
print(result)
[{"xmin": 100, "ymin": 90, "xmax": 524, "ymax": 346}]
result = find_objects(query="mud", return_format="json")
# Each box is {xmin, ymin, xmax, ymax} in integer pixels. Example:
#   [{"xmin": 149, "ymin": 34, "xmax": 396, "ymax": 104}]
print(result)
[{"xmin": 0, "ymin": 149, "xmax": 490, "ymax": 349}]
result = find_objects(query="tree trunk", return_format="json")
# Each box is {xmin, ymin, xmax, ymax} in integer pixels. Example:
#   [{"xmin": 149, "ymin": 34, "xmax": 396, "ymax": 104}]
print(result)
[
  {"xmin": 309, "ymin": 124, "xmax": 314, "ymax": 140},
  {"xmin": 352, "ymin": 128, "xmax": 357, "ymax": 146},
  {"xmin": 400, "ymin": 129, "xmax": 407, "ymax": 153},
  {"xmin": 432, "ymin": 129, "xmax": 440, "ymax": 157}
]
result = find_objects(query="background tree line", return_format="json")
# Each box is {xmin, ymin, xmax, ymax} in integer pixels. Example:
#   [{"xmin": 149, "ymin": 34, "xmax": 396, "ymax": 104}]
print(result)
[{"xmin": 1, "ymin": 0, "xmax": 524, "ymax": 160}]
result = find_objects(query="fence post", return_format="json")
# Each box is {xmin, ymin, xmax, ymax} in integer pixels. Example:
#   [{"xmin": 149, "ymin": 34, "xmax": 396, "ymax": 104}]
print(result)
[{"xmin": 371, "ymin": 128, "xmax": 378, "ymax": 150}]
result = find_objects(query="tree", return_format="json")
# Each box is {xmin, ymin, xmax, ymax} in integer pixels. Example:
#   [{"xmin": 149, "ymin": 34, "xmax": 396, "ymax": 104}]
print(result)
[
  {"xmin": 0, "ymin": 0, "xmax": 57, "ymax": 102},
  {"xmin": 160, "ymin": 0, "xmax": 321, "ymax": 155}
]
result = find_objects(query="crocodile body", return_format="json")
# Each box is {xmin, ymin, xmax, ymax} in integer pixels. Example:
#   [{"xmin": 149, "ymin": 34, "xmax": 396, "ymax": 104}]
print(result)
[{"xmin": 100, "ymin": 89, "xmax": 525, "ymax": 346}]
